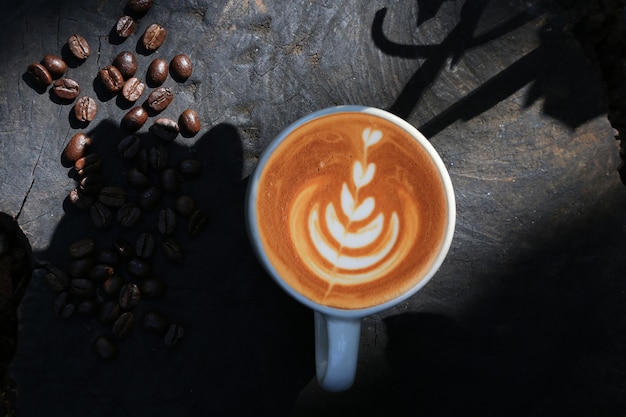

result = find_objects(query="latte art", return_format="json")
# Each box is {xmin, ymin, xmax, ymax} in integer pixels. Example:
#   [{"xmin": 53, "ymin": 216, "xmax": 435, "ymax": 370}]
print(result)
[{"xmin": 255, "ymin": 112, "xmax": 449, "ymax": 309}]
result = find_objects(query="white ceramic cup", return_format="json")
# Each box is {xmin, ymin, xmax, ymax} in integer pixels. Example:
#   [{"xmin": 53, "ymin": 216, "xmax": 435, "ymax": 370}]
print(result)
[{"xmin": 246, "ymin": 106, "xmax": 456, "ymax": 391}]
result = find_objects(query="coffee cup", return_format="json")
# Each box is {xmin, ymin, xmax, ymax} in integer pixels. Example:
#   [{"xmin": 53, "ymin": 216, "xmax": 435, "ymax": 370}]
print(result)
[{"xmin": 246, "ymin": 106, "xmax": 456, "ymax": 391}]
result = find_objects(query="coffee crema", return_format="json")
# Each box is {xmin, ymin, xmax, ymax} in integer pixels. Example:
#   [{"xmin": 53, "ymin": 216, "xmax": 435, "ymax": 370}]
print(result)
[{"xmin": 256, "ymin": 112, "xmax": 449, "ymax": 309}]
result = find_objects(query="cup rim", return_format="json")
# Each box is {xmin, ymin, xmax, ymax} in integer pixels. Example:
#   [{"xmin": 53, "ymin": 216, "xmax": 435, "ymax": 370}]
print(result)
[{"xmin": 246, "ymin": 105, "xmax": 456, "ymax": 319}]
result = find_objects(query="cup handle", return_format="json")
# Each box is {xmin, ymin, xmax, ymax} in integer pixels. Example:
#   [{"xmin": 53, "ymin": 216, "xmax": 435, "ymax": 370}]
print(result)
[{"xmin": 314, "ymin": 311, "xmax": 361, "ymax": 391}]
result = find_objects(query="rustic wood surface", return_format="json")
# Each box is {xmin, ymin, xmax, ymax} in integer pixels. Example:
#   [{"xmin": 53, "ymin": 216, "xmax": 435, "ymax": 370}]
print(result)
[{"xmin": 1, "ymin": 0, "xmax": 626, "ymax": 415}]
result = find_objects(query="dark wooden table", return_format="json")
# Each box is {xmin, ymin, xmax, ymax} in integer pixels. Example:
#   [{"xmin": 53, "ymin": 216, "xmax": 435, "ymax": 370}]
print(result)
[{"xmin": 2, "ymin": 0, "xmax": 626, "ymax": 415}]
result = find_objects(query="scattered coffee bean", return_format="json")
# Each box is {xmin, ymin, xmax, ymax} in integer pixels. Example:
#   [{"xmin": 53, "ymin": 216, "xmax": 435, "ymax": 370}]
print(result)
[
  {"xmin": 126, "ymin": 167, "xmax": 150, "ymax": 187},
  {"xmin": 179, "ymin": 109, "xmax": 201, "ymax": 136},
  {"xmin": 62, "ymin": 132, "xmax": 91, "ymax": 166},
  {"xmin": 88, "ymin": 264, "xmax": 115, "ymax": 284},
  {"xmin": 142, "ymin": 23, "xmax": 167, "ymax": 51},
  {"xmin": 137, "ymin": 147, "xmax": 150, "ymax": 173},
  {"xmin": 93, "ymin": 335, "xmax": 117, "ymax": 359},
  {"xmin": 118, "ymin": 134, "xmax": 142, "ymax": 159},
  {"xmin": 99, "ymin": 65, "xmax": 125, "ymax": 93},
  {"xmin": 141, "ymin": 311, "xmax": 168, "ymax": 334},
  {"xmin": 67, "ymin": 257, "xmax": 94, "ymax": 278},
  {"xmin": 41, "ymin": 54, "xmax": 67, "ymax": 79},
  {"xmin": 121, "ymin": 106, "xmax": 148, "ymax": 132},
  {"xmin": 164, "ymin": 323, "xmax": 184, "ymax": 346},
  {"xmin": 178, "ymin": 158, "xmax": 202, "ymax": 177},
  {"xmin": 117, "ymin": 202, "xmax": 141, "ymax": 228},
  {"xmin": 127, "ymin": 257, "xmax": 151, "ymax": 278},
  {"xmin": 99, "ymin": 300, "xmax": 121, "ymax": 324},
  {"xmin": 79, "ymin": 174, "xmax": 103, "ymax": 195},
  {"xmin": 74, "ymin": 96, "xmax": 98, "ymax": 122},
  {"xmin": 149, "ymin": 146, "xmax": 169, "ymax": 170},
  {"xmin": 27, "ymin": 63, "xmax": 52, "ymax": 88},
  {"xmin": 147, "ymin": 86, "xmax": 173, "ymax": 112},
  {"xmin": 161, "ymin": 238, "xmax": 183, "ymax": 262},
  {"xmin": 68, "ymin": 237, "xmax": 95, "ymax": 259},
  {"xmin": 115, "ymin": 16, "xmax": 136, "ymax": 38},
  {"xmin": 188, "ymin": 209, "xmax": 208, "ymax": 236},
  {"xmin": 160, "ymin": 168, "xmax": 179, "ymax": 193},
  {"xmin": 135, "ymin": 232, "xmax": 155, "ymax": 259},
  {"xmin": 147, "ymin": 58, "xmax": 169, "ymax": 85},
  {"xmin": 113, "ymin": 51, "xmax": 138, "ymax": 79},
  {"xmin": 43, "ymin": 266, "xmax": 69, "ymax": 292},
  {"xmin": 102, "ymin": 274, "xmax": 124, "ymax": 296},
  {"xmin": 52, "ymin": 78, "xmax": 80, "ymax": 100},
  {"xmin": 77, "ymin": 299, "xmax": 98, "ymax": 315},
  {"xmin": 98, "ymin": 186, "xmax": 127, "ymax": 208},
  {"xmin": 158, "ymin": 208, "xmax": 177, "ymax": 235},
  {"xmin": 75, "ymin": 153, "xmax": 102, "ymax": 176},
  {"xmin": 151, "ymin": 118, "xmax": 179, "ymax": 141},
  {"xmin": 119, "ymin": 283, "xmax": 141, "ymax": 310},
  {"xmin": 121, "ymin": 77, "xmax": 145, "ymax": 102},
  {"xmin": 53, "ymin": 292, "xmax": 75, "ymax": 319},
  {"xmin": 128, "ymin": 0, "xmax": 153, "ymax": 15},
  {"xmin": 69, "ymin": 188, "xmax": 94, "ymax": 209},
  {"xmin": 70, "ymin": 278, "xmax": 96, "ymax": 298},
  {"xmin": 114, "ymin": 239, "xmax": 135, "ymax": 259},
  {"xmin": 140, "ymin": 278, "xmax": 166, "ymax": 298},
  {"xmin": 97, "ymin": 250, "xmax": 121, "ymax": 267},
  {"xmin": 170, "ymin": 54, "xmax": 193, "ymax": 81},
  {"xmin": 174, "ymin": 195, "xmax": 196, "ymax": 217},
  {"xmin": 67, "ymin": 34, "xmax": 90, "ymax": 60},
  {"xmin": 90, "ymin": 202, "xmax": 113, "ymax": 229},
  {"xmin": 113, "ymin": 312, "xmax": 135, "ymax": 339}
]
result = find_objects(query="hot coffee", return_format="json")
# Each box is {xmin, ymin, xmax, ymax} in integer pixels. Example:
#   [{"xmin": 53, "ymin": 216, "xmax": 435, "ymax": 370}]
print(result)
[{"xmin": 253, "ymin": 111, "xmax": 450, "ymax": 309}]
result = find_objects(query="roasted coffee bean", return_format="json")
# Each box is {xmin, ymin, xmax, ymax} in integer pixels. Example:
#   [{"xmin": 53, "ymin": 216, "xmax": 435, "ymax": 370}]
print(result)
[
  {"xmin": 128, "ymin": 0, "xmax": 153, "ymax": 14},
  {"xmin": 140, "ymin": 278, "xmax": 166, "ymax": 298},
  {"xmin": 88, "ymin": 264, "xmax": 115, "ymax": 284},
  {"xmin": 161, "ymin": 238, "xmax": 183, "ymax": 262},
  {"xmin": 178, "ymin": 158, "xmax": 202, "ymax": 177},
  {"xmin": 147, "ymin": 87, "xmax": 173, "ymax": 112},
  {"xmin": 179, "ymin": 109, "xmax": 201, "ymax": 136},
  {"xmin": 53, "ymin": 292, "xmax": 75, "ymax": 318},
  {"xmin": 115, "ymin": 16, "xmax": 136, "ymax": 38},
  {"xmin": 113, "ymin": 51, "xmax": 138, "ymax": 79},
  {"xmin": 68, "ymin": 237, "xmax": 95, "ymax": 259},
  {"xmin": 158, "ymin": 208, "xmax": 176, "ymax": 235},
  {"xmin": 68, "ymin": 34, "xmax": 90, "ymax": 60},
  {"xmin": 126, "ymin": 167, "xmax": 150, "ymax": 187},
  {"xmin": 62, "ymin": 132, "xmax": 91, "ymax": 166},
  {"xmin": 121, "ymin": 77, "xmax": 145, "ymax": 102},
  {"xmin": 27, "ymin": 63, "xmax": 52, "ymax": 88},
  {"xmin": 94, "ymin": 335, "xmax": 117, "ymax": 359},
  {"xmin": 99, "ymin": 66, "xmax": 124, "ymax": 93},
  {"xmin": 137, "ymin": 147, "xmax": 149, "ymax": 173},
  {"xmin": 188, "ymin": 209, "xmax": 208, "ymax": 236},
  {"xmin": 69, "ymin": 188, "xmax": 94, "ymax": 209},
  {"xmin": 117, "ymin": 202, "xmax": 141, "ymax": 228},
  {"xmin": 70, "ymin": 278, "xmax": 96, "ymax": 298},
  {"xmin": 150, "ymin": 117, "xmax": 179, "ymax": 141},
  {"xmin": 147, "ymin": 58, "xmax": 168, "ymax": 85},
  {"xmin": 119, "ymin": 283, "xmax": 141, "ymax": 310},
  {"xmin": 77, "ymin": 299, "xmax": 98, "ymax": 315},
  {"xmin": 139, "ymin": 186, "xmax": 162, "ymax": 210},
  {"xmin": 113, "ymin": 239, "xmax": 135, "ymax": 259},
  {"xmin": 170, "ymin": 54, "xmax": 193, "ymax": 81},
  {"xmin": 148, "ymin": 146, "xmax": 168, "ymax": 170},
  {"xmin": 164, "ymin": 323, "xmax": 184, "ymax": 346},
  {"xmin": 74, "ymin": 153, "xmax": 102, "ymax": 177},
  {"xmin": 160, "ymin": 168, "xmax": 179, "ymax": 193},
  {"xmin": 98, "ymin": 186, "xmax": 127, "ymax": 208},
  {"xmin": 79, "ymin": 175, "xmax": 103, "ymax": 195},
  {"xmin": 142, "ymin": 23, "xmax": 166, "ymax": 51},
  {"xmin": 99, "ymin": 300, "xmax": 121, "ymax": 324},
  {"xmin": 97, "ymin": 249, "xmax": 121, "ymax": 267},
  {"xmin": 174, "ymin": 195, "xmax": 196, "ymax": 217},
  {"xmin": 118, "ymin": 134, "xmax": 142, "ymax": 159},
  {"xmin": 43, "ymin": 266, "xmax": 69, "ymax": 292},
  {"xmin": 141, "ymin": 311, "xmax": 168, "ymax": 334},
  {"xmin": 121, "ymin": 106, "xmax": 148, "ymax": 132},
  {"xmin": 68, "ymin": 257, "xmax": 94, "ymax": 278},
  {"xmin": 74, "ymin": 96, "xmax": 97, "ymax": 122},
  {"xmin": 52, "ymin": 78, "xmax": 80, "ymax": 100},
  {"xmin": 127, "ymin": 257, "xmax": 150, "ymax": 278},
  {"xmin": 135, "ymin": 232, "xmax": 155, "ymax": 259},
  {"xmin": 41, "ymin": 54, "xmax": 67, "ymax": 79},
  {"xmin": 102, "ymin": 274, "xmax": 124, "ymax": 296},
  {"xmin": 90, "ymin": 202, "xmax": 113, "ymax": 229},
  {"xmin": 113, "ymin": 312, "xmax": 135, "ymax": 339}
]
